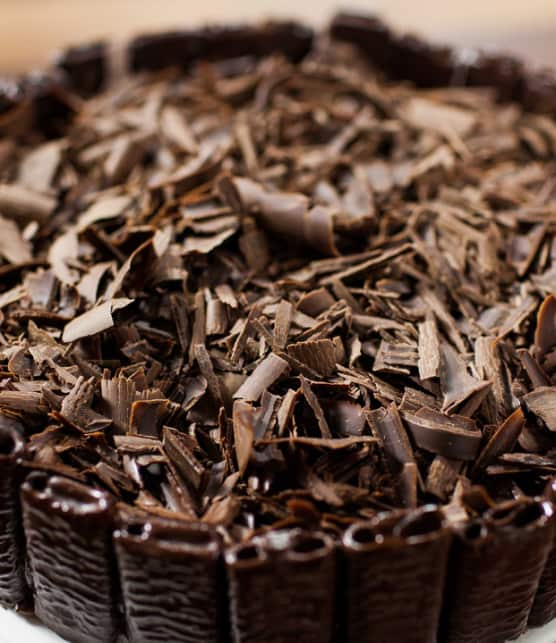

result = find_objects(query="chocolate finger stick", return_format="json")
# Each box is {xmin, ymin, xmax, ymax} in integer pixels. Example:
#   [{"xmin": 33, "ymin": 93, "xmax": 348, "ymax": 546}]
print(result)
[
  {"xmin": 0, "ymin": 421, "xmax": 29, "ymax": 609},
  {"xmin": 114, "ymin": 516, "xmax": 225, "ymax": 643},
  {"xmin": 21, "ymin": 473, "xmax": 119, "ymax": 643}
]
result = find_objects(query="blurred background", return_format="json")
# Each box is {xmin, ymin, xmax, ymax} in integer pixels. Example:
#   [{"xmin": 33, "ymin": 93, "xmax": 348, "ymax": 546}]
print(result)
[{"xmin": 1, "ymin": 0, "xmax": 556, "ymax": 73}]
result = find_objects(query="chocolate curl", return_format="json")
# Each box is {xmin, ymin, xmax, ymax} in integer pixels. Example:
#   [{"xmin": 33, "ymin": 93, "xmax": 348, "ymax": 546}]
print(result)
[
  {"xmin": 529, "ymin": 479, "xmax": 556, "ymax": 627},
  {"xmin": 114, "ymin": 517, "xmax": 225, "ymax": 642},
  {"xmin": 226, "ymin": 530, "xmax": 336, "ymax": 643},
  {"xmin": 21, "ymin": 473, "xmax": 119, "ymax": 643},
  {"xmin": 440, "ymin": 498, "xmax": 555, "ymax": 643},
  {"xmin": 226, "ymin": 176, "xmax": 339, "ymax": 256},
  {"xmin": 342, "ymin": 506, "xmax": 450, "ymax": 643},
  {"xmin": 0, "ymin": 422, "xmax": 29, "ymax": 608}
]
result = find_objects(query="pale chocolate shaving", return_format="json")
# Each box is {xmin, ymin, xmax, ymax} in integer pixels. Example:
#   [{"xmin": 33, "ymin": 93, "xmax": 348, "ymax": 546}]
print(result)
[
  {"xmin": 233, "ymin": 353, "xmax": 289, "ymax": 402},
  {"xmin": 232, "ymin": 177, "xmax": 339, "ymax": 255},
  {"xmin": 18, "ymin": 141, "xmax": 63, "ymax": 194},
  {"xmin": 417, "ymin": 313, "xmax": 440, "ymax": 380},
  {"xmin": 62, "ymin": 298, "xmax": 134, "ymax": 342},
  {"xmin": 0, "ymin": 183, "xmax": 56, "ymax": 222},
  {"xmin": 534, "ymin": 294, "xmax": 556, "ymax": 359},
  {"xmin": 273, "ymin": 299, "xmax": 293, "ymax": 351}
]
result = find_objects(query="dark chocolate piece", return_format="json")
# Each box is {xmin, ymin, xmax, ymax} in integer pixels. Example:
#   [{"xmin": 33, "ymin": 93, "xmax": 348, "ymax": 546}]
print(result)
[
  {"xmin": 129, "ymin": 22, "xmax": 312, "ymax": 72},
  {"xmin": 128, "ymin": 31, "xmax": 201, "ymax": 72},
  {"xmin": 0, "ymin": 78, "xmax": 24, "ymax": 116},
  {"xmin": 226, "ymin": 530, "xmax": 336, "ymax": 643},
  {"xmin": 342, "ymin": 507, "xmax": 450, "ymax": 643},
  {"xmin": 440, "ymin": 499, "xmax": 555, "ymax": 643},
  {"xmin": 23, "ymin": 72, "xmax": 78, "ymax": 138},
  {"xmin": 520, "ymin": 68, "xmax": 556, "ymax": 114},
  {"xmin": 329, "ymin": 13, "xmax": 394, "ymax": 72},
  {"xmin": 21, "ymin": 473, "xmax": 119, "ymax": 643},
  {"xmin": 0, "ymin": 420, "xmax": 29, "ymax": 609},
  {"xmin": 114, "ymin": 517, "xmax": 225, "ymax": 642},
  {"xmin": 461, "ymin": 51, "xmax": 524, "ymax": 101},
  {"xmin": 389, "ymin": 34, "xmax": 454, "ymax": 87},
  {"xmin": 55, "ymin": 42, "xmax": 107, "ymax": 95},
  {"xmin": 529, "ymin": 479, "xmax": 556, "ymax": 627}
]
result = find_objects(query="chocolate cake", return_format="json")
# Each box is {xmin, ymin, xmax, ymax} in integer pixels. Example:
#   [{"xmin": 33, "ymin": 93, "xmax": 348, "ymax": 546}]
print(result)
[{"xmin": 2, "ymin": 12, "xmax": 556, "ymax": 643}]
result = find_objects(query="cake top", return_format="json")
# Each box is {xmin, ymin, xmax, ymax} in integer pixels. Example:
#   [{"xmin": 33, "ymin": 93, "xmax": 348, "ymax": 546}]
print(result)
[{"xmin": 1, "ymin": 16, "xmax": 556, "ymax": 542}]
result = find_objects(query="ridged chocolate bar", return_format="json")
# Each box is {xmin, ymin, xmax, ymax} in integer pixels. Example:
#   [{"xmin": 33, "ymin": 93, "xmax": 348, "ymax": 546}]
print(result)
[
  {"xmin": 226, "ymin": 530, "xmax": 336, "ymax": 643},
  {"xmin": 21, "ymin": 473, "xmax": 119, "ymax": 643},
  {"xmin": 330, "ymin": 12, "xmax": 556, "ymax": 113},
  {"xmin": 0, "ymin": 420, "xmax": 29, "ymax": 609},
  {"xmin": 529, "ymin": 480, "xmax": 556, "ymax": 627},
  {"xmin": 342, "ymin": 506, "xmax": 450, "ymax": 643},
  {"xmin": 114, "ymin": 516, "xmax": 225, "ymax": 642},
  {"xmin": 128, "ymin": 22, "xmax": 313, "ymax": 72},
  {"xmin": 440, "ymin": 499, "xmax": 555, "ymax": 643},
  {"xmin": 55, "ymin": 42, "xmax": 107, "ymax": 95}
]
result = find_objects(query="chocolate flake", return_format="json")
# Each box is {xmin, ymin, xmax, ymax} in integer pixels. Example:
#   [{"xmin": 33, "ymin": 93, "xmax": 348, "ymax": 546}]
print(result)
[
  {"xmin": 232, "ymin": 399, "xmax": 255, "ymax": 476},
  {"xmin": 0, "ymin": 184, "xmax": 56, "ymax": 222},
  {"xmin": 404, "ymin": 408, "xmax": 482, "ymax": 461},
  {"xmin": 62, "ymin": 298, "xmax": 134, "ymax": 342},
  {"xmin": 535, "ymin": 295, "xmax": 556, "ymax": 359},
  {"xmin": 288, "ymin": 339, "xmax": 337, "ymax": 377},
  {"xmin": 233, "ymin": 353, "xmax": 288, "ymax": 402},
  {"xmin": 523, "ymin": 387, "xmax": 556, "ymax": 431},
  {"xmin": 418, "ymin": 313, "xmax": 440, "ymax": 380},
  {"xmin": 439, "ymin": 343, "xmax": 490, "ymax": 413}
]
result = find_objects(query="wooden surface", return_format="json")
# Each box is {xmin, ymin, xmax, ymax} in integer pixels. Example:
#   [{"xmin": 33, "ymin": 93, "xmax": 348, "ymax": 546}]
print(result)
[{"xmin": 1, "ymin": 0, "xmax": 556, "ymax": 73}]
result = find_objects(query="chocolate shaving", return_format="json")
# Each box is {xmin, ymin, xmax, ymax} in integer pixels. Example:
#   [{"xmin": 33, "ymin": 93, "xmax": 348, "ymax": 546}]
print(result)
[
  {"xmin": 233, "ymin": 353, "xmax": 289, "ymax": 402},
  {"xmin": 418, "ymin": 313, "xmax": 440, "ymax": 379},
  {"xmin": 288, "ymin": 339, "xmax": 337, "ymax": 377},
  {"xmin": 367, "ymin": 403, "xmax": 415, "ymax": 467},
  {"xmin": 300, "ymin": 375, "xmax": 332, "ymax": 439},
  {"xmin": 230, "ymin": 177, "xmax": 338, "ymax": 255},
  {"xmin": 404, "ymin": 407, "xmax": 482, "ymax": 461},
  {"xmin": 0, "ymin": 184, "xmax": 55, "ymax": 222},
  {"xmin": 439, "ymin": 343, "xmax": 490, "ymax": 413},
  {"xmin": 232, "ymin": 399, "xmax": 255, "ymax": 476},
  {"xmin": 62, "ymin": 298, "xmax": 134, "ymax": 342},
  {"xmin": 535, "ymin": 294, "xmax": 556, "ymax": 359},
  {"xmin": 523, "ymin": 387, "xmax": 556, "ymax": 431}
]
